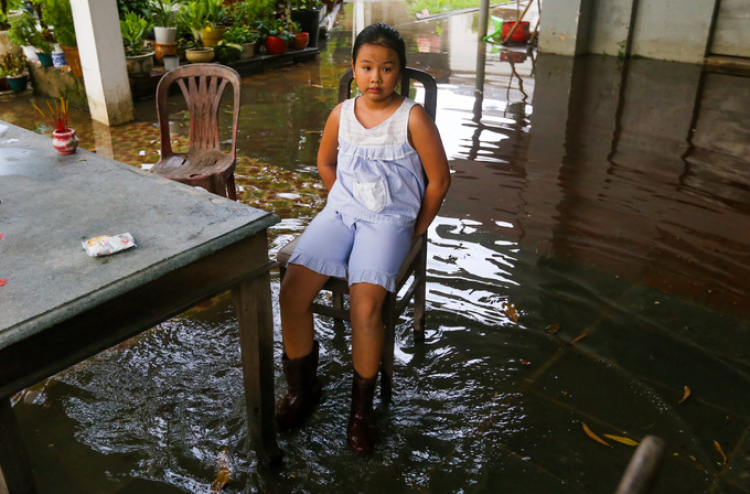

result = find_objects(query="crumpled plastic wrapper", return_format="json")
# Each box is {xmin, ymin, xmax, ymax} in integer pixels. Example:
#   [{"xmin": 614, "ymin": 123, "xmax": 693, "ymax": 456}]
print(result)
[{"xmin": 82, "ymin": 233, "xmax": 137, "ymax": 257}]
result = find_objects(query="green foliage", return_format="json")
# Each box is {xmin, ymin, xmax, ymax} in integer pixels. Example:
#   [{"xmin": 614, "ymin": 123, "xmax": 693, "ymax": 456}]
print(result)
[
  {"xmin": 0, "ymin": 52, "xmax": 28, "ymax": 77},
  {"xmin": 150, "ymin": 0, "xmax": 177, "ymax": 27},
  {"xmin": 117, "ymin": 0, "xmax": 150, "ymax": 19},
  {"xmin": 177, "ymin": 0, "xmax": 208, "ymax": 46},
  {"xmin": 212, "ymin": 40, "xmax": 241, "ymax": 64},
  {"xmin": 8, "ymin": 11, "xmax": 53, "ymax": 54},
  {"xmin": 254, "ymin": 18, "xmax": 294, "ymax": 45},
  {"xmin": 36, "ymin": 0, "xmax": 76, "ymax": 47},
  {"xmin": 226, "ymin": 0, "xmax": 274, "ymax": 26},
  {"xmin": 121, "ymin": 11, "xmax": 153, "ymax": 55},
  {"xmin": 223, "ymin": 24, "xmax": 257, "ymax": 44},
  {"xmin": 406, "ymin": 0, "xmax": 494, "ymax": 16},
  {"xmin": 291, "ymin": 0, "xmax": 322, "ymax": 11}
]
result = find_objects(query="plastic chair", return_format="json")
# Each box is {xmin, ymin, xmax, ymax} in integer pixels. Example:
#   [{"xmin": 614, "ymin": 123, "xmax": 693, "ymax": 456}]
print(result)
[
  {"xmin": 277, "ymin": 67, "xmax": 438, "ymax": 401},
  {"xmin": 151, "ymin": 64, "xmax": 241, "ymax": 199}
]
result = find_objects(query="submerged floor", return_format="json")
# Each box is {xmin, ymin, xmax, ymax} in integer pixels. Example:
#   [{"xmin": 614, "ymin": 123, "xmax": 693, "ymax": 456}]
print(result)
[{"xmin": 3, "ymin": 2, "xmax": 750, "ymax": 493}]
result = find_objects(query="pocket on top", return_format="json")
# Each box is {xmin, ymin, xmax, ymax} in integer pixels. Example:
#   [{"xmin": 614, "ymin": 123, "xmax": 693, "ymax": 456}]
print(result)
[{"xmin": 353, "ymin": 180, "xmax": 387, "ymax": 213}]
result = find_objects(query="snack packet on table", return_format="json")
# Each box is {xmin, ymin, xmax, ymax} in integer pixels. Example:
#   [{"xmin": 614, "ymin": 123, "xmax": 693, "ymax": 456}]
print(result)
[{"xmin": 82, "ymin": 233, "xmax": 137, "ymax": 257}]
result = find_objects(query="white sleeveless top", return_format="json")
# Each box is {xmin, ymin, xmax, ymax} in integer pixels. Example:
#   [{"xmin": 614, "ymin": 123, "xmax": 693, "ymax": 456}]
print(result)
[{"xmin": 326, "ymin": 97, "xmax": 426, "ymax": 227}]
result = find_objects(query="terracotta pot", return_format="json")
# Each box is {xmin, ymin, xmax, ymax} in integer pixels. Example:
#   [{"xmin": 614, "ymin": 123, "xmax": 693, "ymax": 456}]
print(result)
[
  {"xmin": 185, "ymin": 47, "xmax": 215, "ymax": 63},
  {"xmin": 265, "ymin": 36, "xmax": 287, "ymax": 55},
  {"xmin": 154, "ymin": 42, "xmax": 178, "ymax": 64},
  {"xmin": 60, "ymin": 45, "xmax": 83, "ymax": 77},
  {"xmin": 293, "ymin": 32, "xmax": 309, "ymax": 50},
  {"xmin": 291, "ymin": 8, "xmax": 321, "ymax": 48},
  {"xmin": 52, "ymin": 128, "xmax": 79, "ymax": 155}
]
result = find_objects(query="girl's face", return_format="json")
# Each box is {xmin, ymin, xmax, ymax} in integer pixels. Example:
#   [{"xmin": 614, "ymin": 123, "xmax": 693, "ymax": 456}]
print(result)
[{"xmin": 352, "ymin": 43, "xmax": 401, "ymax": 103}]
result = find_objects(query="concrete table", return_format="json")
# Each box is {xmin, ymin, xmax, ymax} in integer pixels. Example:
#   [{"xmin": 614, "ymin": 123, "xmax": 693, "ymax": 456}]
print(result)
[{"xmin": 0, "ymin": 122, "xmax": 281, "ymax": 493}]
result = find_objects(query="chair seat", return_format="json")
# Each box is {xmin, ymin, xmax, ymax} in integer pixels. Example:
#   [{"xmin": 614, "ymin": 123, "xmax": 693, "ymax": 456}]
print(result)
[{"xmin": 152, "ymin": 149, "xmax": 235, "ymax": 180}]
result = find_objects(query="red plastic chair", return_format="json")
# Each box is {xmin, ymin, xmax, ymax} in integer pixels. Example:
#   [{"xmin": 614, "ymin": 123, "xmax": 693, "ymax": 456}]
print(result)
[
  {"xmin": 277, "ymin": 67, "xmax": 438, "ymax": 401},
  {"xmin": 151, "ymin": 64, "xmax": 241, "ymax": 199}
]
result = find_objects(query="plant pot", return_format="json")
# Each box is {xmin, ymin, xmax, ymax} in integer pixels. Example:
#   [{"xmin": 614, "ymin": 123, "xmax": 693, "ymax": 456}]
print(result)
[
  {"xmin": 154, "ymin": 26, "xmax": 178, "ymax": 44},
  {"xmin": 52, "ymin": 128, "xmax": 79, "ymax": 155},
  {"xmin": 154, "ymin": 42, "xmax": 178, "ymax": 64},
  {"xmin": 51, "ymin": 51, "xmax": 67, "ymax": 68},
  {"xmin": 37, "ymin": 52, "xmax": 53, "ymax": 67},
  {"xmin": 201, "ymin": 26, "xmax": 227, "ymax": 47},
  {"xmin": 163, "ymin": 55, "xmax": 180, "ymax": 71},
  {"xmin": 125, "ymin": 52, "xmax": 154, "ymax": 77},
  {"xmin": 6, "ymin": 74, "xmax": 27, "ymax": 92},
  {"xmin": 293, "ymin": 32, "xmax": 309, "ymax": 50},
  {"xmin": 239, "ymin": 41, "xmax": 256, "ymax": 60},
  {"xmin": 501, "ymin": 21, "xmax": 530, "ymax": 43},
  {"xmin": 60, "ymin": 45, "xmax": 83, "ymax": 77},
  {"xmin": 22, "ymin": 45, "xmax": 38, "ymax": 63},
  {"xmin": 265, "ymin": 36, "xmax": 288, "ymax": 55},
  {"xmin": 185, "ymin": 47, "xmax": 214, "ymax": 63},
  {"xmin": 291, "ymin": 8, "xmax": 322, "ymax": 48}
]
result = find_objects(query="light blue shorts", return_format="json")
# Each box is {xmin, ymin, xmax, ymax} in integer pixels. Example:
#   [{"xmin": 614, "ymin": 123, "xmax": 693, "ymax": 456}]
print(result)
[{"xmin": 287, "ymin": 207, "xmax": 414, "ymax": 292}]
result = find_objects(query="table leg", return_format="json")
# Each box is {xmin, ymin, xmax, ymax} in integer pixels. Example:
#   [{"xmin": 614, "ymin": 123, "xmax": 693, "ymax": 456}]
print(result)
[
  {"xmin": 0, "ymin": 398, "xmax": 37, "ymax": 494},
  {"xmin": 232, "ymin": 269, "xmax": 282, "ymax": 468}
]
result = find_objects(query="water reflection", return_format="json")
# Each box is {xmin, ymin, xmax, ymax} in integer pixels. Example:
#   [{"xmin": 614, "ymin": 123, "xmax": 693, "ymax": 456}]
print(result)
[{"xmin": 3, "ymin": 4, "xmax": 750, "ymax": 493}]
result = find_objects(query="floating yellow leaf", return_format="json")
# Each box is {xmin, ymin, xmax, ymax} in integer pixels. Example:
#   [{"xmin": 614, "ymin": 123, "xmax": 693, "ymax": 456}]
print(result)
[
  {"xmin": 603, "ymin": 434, "xmax": 639, "ymax": 447},
  {"xmin": 211, "ymin": 448, "xmax": 232, "ymax": 492},
  {"xmin": 547, "ymin": 323, "xmax": 560, "ymax": 334},
  {"xmin": 582, "ymin": 422, "xmax": 610, "ymax": 447},
  {"xmin": 678, "ymin": 385, "xmax": 691, "ymax": 404},
  {"xmin": 502, "ymin": 302, "xmax": 519, "ymax": 322},
  {"xmin": 714, "ymin": 440, "xmax": 728, "ymax": 464},
  {"xmin": 571, "ymin": 333, "xmax": 588, "ymax": 344}
]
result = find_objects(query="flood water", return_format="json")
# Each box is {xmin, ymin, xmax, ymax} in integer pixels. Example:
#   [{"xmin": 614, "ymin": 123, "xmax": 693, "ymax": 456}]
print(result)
[{"xmin": 3, "ymin": 1, "xmax": 750, "ymax": 493}]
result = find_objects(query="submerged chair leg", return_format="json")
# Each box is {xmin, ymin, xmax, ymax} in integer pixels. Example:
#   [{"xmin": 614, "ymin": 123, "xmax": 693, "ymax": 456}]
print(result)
[{"xmin": 381, "ymin": 292, "xmax": 397, "ymax": 402}]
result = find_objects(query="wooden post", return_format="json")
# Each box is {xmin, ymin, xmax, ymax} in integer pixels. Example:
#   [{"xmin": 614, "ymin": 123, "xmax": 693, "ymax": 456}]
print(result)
[
  {"xmin": 0, "ymin": 398, "xmax": 37, "ymax": 494},
  {"xmin": 231, "ymin": 236, "xmax": 282, "ymax": 468}
]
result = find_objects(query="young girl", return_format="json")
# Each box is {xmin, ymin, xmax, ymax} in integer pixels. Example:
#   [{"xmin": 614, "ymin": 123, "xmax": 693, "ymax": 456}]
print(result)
[{"xmin": 276, "ymin": 23, "xmax": 451, "ymax": 453}]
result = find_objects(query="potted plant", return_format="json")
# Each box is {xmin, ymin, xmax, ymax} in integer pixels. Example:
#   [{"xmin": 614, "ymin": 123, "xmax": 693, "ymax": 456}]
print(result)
[
  {"xmin": 255, "ymin": 18, "xmax": 294, "ymax": 55},
  {"xmin": 121, "ymin": 11, "xmax": 154, "ymax": 76},
  {"xmin": 223, "ymin": 23, "xmax": 256, "ymax": 59},
  {"xmin": 8, "ymin": 11, "xmax": 54, "ymax": 66},
  {"xmin": 200, "ymin": 0, "xmax": 227, "ymax": 47},
  {"xmin": 150, "ymin": 0, "xmax": 178, "ymax": 43},
  {"xmin": 0, "ymin": 51, "xmax": 28, "ymax": 91},
  {"xmin": 177, "ymin": 0, "xmax": 214, "ymax": 62},
  {"xmin": 286, "ymin": 19, "xmax": 308, "ymax": 50},
  {"xmin": 34, "ymin": 97, "xmax": 78, "ymax": 154},
  {"xmin": 290, "ymin": 0, "xmax": 323, "ymax": 48},
  {"xmin": 37, "ymin": 0, "xmax": 82, "ymax": 77}
]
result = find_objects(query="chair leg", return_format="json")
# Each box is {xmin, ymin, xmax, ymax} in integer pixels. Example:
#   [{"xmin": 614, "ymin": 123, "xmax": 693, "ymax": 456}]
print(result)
[
  {"xmin": 413, "ymin": 245, "xmax": 428, "ymax": 341},
  {"xmin": 332, "ymin": 292, "xmax": 344, "ymax": 310},
  {"xmin": 380, "ymin": 292, "xmax": 397, "ymax": 403},
  {"xmin": 226, "ymin": 172, "xmax": 237, "ymax": 201}
]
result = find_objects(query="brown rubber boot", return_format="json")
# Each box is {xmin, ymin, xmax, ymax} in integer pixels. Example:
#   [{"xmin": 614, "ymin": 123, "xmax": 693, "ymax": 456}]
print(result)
[
  {"xmin": 275, "ymin": 341, "xmax": 322, "ymax": 432},
  {"xmin": 346, "ymin": 370, "xmax": 378, "ymax": 453}
]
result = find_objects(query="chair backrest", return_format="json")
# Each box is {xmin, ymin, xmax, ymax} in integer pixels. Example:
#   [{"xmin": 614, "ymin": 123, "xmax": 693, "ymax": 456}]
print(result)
[
  {"xmin": 337, "ymin": 67, "xmax": 438, "ymax": 121},
  {"xmin": 156, "ymin": 63, "xmax": 242, "ymax": 158}
]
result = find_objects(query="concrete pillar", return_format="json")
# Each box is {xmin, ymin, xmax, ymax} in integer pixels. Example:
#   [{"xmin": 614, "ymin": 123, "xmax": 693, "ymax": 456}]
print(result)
[
  {"xmin": 539, "ymin": 0, "xmax": 720, "ymax": 64},
  {"xmin": 537, "ymin": 0, "xmax": 593, "ymax": 56},
  {"xmin": 70, "ymin": 0, "xmax": 134, "ymax": 126}
]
